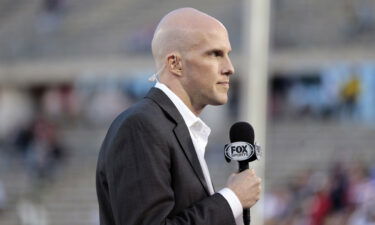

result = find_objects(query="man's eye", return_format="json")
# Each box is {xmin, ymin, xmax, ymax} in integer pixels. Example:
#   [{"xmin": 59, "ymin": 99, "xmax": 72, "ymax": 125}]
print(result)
[{"xmin": 209, "ymin": 50, "xmax": 223, "ymax": 57}]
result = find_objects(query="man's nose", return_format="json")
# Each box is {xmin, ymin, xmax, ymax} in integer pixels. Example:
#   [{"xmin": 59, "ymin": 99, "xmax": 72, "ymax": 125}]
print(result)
[{"xmin": 222, "ymin": 57, "xmax": 235, "ymax": 76}]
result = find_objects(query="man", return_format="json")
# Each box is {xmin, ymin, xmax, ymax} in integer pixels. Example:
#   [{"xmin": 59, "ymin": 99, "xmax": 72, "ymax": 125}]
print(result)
[{"xmin": 96, "ymin": 8, "xmax": 261, "ymax": 225}]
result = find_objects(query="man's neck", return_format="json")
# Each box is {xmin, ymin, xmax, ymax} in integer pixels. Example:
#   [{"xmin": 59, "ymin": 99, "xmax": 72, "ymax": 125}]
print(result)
[{"xmin": 159, "ymin": 81, "xmax": 204, "ymax": 116}]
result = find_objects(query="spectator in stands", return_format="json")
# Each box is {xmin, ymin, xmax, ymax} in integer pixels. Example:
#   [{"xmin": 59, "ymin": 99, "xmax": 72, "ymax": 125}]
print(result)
[
  {"xmin": 13, "ymin": 116, "xmax": 65, "ymax": 185},
  {"xmin": 347, "ymin": 163, "xmax": 375, "ymax": 224},
  {"xmin": 26, "ymin": 116, "xmax": 64, "ymax": 182},
  {"xmin": 340, "ymin": 74, "xmax": 361, "ymax": 119},
  {"xmin": 309, "ymin": 175, "xmax": 331, "ymax": 225},
  {"xmin": 13, "ymin": 122, "xmax": 35, "ymax": 157},
  {"xmin": 329, "ymin": 162, "xmax": 349, "ymax": 213}
]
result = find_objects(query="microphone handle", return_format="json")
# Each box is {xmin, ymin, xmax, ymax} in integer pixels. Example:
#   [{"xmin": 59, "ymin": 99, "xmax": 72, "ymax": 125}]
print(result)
[
  {"xmin": 239, "ymin": 162, "xmax": 250, "ymax": 225},
  {"xmin": 238, "ymin": 161, "xmax": 249, "ymax": 172}
]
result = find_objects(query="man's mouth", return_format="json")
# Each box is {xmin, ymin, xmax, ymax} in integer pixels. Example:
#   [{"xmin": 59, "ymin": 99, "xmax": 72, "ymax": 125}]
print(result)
[{"xmin": 217, "ymin": 81, "xmax": 229, "ymax": 87}]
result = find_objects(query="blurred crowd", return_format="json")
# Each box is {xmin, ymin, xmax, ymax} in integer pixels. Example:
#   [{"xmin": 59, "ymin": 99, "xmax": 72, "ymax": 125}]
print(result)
[
  {"xmin": 265, "ymin": 161, "xmax": 375, "ymax": 225},
  {"xmin": 10, "ymin": 117, "xmax": 65, "ymax": 225},
  {"xmin": 1, "ymin": 68, "xmax": 374, "ymax": 224},
  {"xmin": 270, "ymin": 65, "xmax": 375, "ymax": 123},
  {"xmin": 1, "ymin": 73, "xmax": 153, "ymax": 179},
  {"xmin": 0, "ymin": 0, "xmax": 373, "ymax": 224},
  {"xmin": 12, "ymin": 116, "xmax": 65, "ymax": 183}
]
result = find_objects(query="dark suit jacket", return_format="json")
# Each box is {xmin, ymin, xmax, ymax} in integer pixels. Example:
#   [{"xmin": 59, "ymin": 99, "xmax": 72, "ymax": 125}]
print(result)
[{"xmin": 96, "ymin": 88, "xmax": 236, "ymax": 225}]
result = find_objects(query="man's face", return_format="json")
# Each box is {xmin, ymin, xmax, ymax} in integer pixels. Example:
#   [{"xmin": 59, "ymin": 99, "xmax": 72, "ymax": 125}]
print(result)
[{"xmin": 180, "ymin": 27, "xmax": 234, "ymax": 109}]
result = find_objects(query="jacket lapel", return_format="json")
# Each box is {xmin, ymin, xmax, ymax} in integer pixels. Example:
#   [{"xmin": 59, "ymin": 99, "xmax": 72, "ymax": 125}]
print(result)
[
  {"xmin": 145, "ymin": 88, "xmax": 211, "ymax": 196},
  {"xmin": 173, "ymin": 122, "xmax": 211, "ymax": 196}
]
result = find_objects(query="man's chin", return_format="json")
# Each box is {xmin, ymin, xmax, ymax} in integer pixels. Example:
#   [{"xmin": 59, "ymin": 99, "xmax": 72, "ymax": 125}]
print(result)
[{"xmin": 210, "ymin": 96, "xmax": 228, "ymax": 106}]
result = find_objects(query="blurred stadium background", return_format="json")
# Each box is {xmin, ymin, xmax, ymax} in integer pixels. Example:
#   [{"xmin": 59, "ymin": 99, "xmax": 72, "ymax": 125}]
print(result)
[{"xmin": 0, "ymin": 0, "xmax": 375, "ymax": 224}]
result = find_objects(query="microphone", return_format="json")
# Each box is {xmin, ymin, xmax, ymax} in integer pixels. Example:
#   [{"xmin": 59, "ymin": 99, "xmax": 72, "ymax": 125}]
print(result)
[
  {"xmin": 224, "ymin": 122, "xmax": 261, "ymax": 225},
  {"xmin": 148, "ymin": 64, "xmax": 165, "ymax": 82}
]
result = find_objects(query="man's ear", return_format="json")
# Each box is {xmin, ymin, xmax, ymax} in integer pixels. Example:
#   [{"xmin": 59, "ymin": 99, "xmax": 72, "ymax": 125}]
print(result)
[{"xmin": 167, "ymin": 54, "xmax": 182, "ymax": 76}]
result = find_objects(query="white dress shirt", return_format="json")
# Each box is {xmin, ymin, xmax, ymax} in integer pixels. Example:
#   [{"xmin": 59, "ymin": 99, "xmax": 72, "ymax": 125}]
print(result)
[{"xmin": 154, "ymin": 82, "xmax": 243, "ymax": 224}]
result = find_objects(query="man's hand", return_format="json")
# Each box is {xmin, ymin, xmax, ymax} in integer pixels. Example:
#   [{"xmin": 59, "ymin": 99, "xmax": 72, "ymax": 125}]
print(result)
[{"xmin": 226, "ymin": 169, "xmax": 261, "ymax": 208}]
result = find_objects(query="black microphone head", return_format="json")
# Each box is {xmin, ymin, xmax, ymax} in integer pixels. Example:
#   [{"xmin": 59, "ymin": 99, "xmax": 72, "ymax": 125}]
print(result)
[
  {"xmin": 229, "ymin": 122, "xmax": 254, "ymax": 144},
  {"xmin": 225, "ymin": 122, "xmax": 261, "ymax": 164}
]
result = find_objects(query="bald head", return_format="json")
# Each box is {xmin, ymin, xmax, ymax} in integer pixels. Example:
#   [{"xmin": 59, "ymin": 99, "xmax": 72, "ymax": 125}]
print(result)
[{"xmin": 151, "ymin": 8, "xmax": 227, "ymax": 69}]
